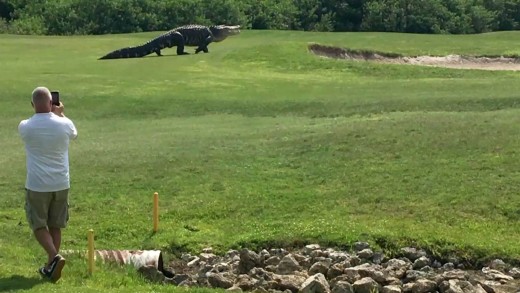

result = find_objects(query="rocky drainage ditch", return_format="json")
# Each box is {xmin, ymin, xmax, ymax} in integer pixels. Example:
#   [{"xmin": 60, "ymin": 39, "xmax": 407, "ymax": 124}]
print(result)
[{"xmin": 131, "ymin": 243, "xmax": 520, "ymax": 293}]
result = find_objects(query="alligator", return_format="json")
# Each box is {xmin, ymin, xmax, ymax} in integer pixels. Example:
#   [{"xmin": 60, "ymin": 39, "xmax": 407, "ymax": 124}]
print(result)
[{"xmin": 99, "ymin": 24, "xmax": 240, "ymax": 60}]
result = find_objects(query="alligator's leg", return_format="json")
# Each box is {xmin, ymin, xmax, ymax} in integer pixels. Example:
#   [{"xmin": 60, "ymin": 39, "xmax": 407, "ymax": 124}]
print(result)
[
  {"xmin": 165, "ymin": 31, "xmax": 188, "ymax": 55},
  {"xmin": 195, "ymin": 36, "xmax": 213, "ymax": 54},
  {"xmin": 155, "ymin": 49, "xmax": 162, "ymax": 56},
  {"xmin": 176, "ymin": 42, "xmax": 189, "ymax": 55}
]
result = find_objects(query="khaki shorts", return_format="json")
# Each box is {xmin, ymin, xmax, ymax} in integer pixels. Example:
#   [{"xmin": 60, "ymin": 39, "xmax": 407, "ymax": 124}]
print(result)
[{"xmin": 25, "ymin": 189, "xmax": 69, "ymax": 231}]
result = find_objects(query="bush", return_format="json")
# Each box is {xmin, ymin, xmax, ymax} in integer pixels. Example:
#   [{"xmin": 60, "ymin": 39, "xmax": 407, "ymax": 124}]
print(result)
[{"xmin": 0, "ymin": 0, "xmax": 519, "ymax": 35}]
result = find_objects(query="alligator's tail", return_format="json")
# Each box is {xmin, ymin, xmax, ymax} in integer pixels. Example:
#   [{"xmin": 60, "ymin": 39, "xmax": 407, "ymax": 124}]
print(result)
[
  {"xmin": 99, "ymin": 43, "xmax": 156, "ymax": 60},
  {"xmin": 99, "ymin": 31, "xmax": 184, "ymax": 60}
]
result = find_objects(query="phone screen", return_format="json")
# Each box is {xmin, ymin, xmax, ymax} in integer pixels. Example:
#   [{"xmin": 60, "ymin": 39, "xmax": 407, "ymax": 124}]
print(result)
[{"xmin": 51, "ymin": 91, "xmax": 60, "ymax": 106}]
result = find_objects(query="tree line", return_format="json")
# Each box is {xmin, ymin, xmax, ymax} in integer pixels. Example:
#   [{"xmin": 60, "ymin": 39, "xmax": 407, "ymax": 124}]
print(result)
[{"xmin": 0, "ymin": 0, "xmax": 519, "ymax": 35}]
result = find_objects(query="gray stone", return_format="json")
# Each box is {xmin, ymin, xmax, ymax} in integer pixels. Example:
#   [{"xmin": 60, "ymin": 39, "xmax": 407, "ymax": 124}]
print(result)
[
  {"xmin": 331, "ymin": 281, "xmax": 354, "ymax": 293},
  {"xmin": 439, "ymin": 280, "xmax": 463, "ymax": 293},
  {"xmin": 277, "ymin": 254, "xmax": 302, "ymax": 275},
  {"xmin": 441, "ymin": 270, "xmax": 467, "ymax": 281},
  {"xmin": 235, "ymin": 274, "xmax": 257, "ymax": 290},
  {"xmin": 352, "ymin": 277, "xmax": 379, "ymax": 293},
  {"xmin": 299, "ymin": 273, "xmax": 331, "ymax": 293},
  {"xmin": 404, "ymin": 270, "xmax": 426, "ymax": 282},
  {"xmin": 272, "ymin": 274, "xmax": 307, "ymax": 292},
  {"xmin": 138, "ymin": 265, "xmax": 165, "ymax": 283},
  {"xmin": 327, "ymin": 263, "xmax": 345, "ymax": 280},
  {"xmin": 412, "ymin": 257, "xmax": 430, "ymax": 270},
  {"xmin": 382, "ymin": 285, "xmax": 402, "ymax": 293},
  {"xmin": 488, "ymin": 259, "xmax": 507, "ymax": 272},
  {"xmin": 304, "ymin": 244, "xmax": 321, "ymax": 255},
  {"xmin": 171, "ymin": 274, "xmax": 191, "ymax": 285},
  {"xmin": 354, "ymin": 242, "xmax": 370, "ymax": 252},
  {"xmin": 442, "ymin": 263, "xmax": 455, "ymax": 271},
  {"xmin": 207, "ymin": 272, "xmax": 234, "ymax": 289},
  {"xmin": 411, "ymin": 279, "xmax": 437, "ymax": 293},
  {"xmin": 227, "ymin": 286, "xmax": 244, "ymax": 292},
  {"xmin": 187, "ymin": 257, "xmax": 201, "ymax": 267},
  {"xmin": 509, "ymin": 267, "xmax": 520, "ymax": 279},
  {"xmin": 239, "ymin": 249, "xmax": 261, "ymax": 274},
  {"xmin": 309, "ymin": 261, "xmax": 331, "ymax": 276},
  {"xmin": 200, "ymin": 253, "xmax": 217, "ymax": 262},
  {"xmin": 372, "ymin": 252, "xmax": 385, "ymax": 265},
  {"xmin": 400, "ymin": 248, "xmax": 427, "ymax": 262},
  {"xmin": 266, "ymin": 256, "xmax": 282, "ymax": 266},
  {"xmin": 402, "ymin": 282, "xmax": 414, "ymax": 293},
  {"xmin": 357, "ymin": 249, "xmax": 374, "ymax": 260},
  {"xmin": 482, "ymin": 267, "xmax": 514, "ymax": 281}
]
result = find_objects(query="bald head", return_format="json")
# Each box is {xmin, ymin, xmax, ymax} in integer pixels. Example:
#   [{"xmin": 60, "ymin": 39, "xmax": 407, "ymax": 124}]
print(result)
[{"xmin": 31, "ymin": 86, "xmax": 52, "ymax": 113}]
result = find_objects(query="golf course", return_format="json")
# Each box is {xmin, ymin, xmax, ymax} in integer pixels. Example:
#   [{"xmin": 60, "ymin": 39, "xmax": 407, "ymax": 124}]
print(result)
[{"xmin": 1, "ymin": 29, "xmax": 520, "ymax": 292}]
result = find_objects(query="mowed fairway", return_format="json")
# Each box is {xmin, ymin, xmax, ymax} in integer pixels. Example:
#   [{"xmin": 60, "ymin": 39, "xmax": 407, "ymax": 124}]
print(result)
[{"xmin": 1, "ymin": 30, "xmax": 520, "ymax": 292}]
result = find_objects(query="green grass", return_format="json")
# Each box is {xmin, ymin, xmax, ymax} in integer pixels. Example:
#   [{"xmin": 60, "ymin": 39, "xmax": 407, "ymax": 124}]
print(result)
[{"xmin": 1, "ymin": 29, "xmax": 520, "ymax": 292}]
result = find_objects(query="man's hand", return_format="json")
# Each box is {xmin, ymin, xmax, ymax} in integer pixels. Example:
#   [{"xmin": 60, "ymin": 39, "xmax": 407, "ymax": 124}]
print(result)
[{"xmin": 52, "ymin": 102, "xmax": 65, "ymax": 117}]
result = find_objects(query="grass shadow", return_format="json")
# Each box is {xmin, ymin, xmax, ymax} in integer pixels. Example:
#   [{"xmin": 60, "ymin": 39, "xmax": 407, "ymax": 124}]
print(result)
[{"xmin": 0, "ymin": 275, "xmax": 43, "ymax": 292}]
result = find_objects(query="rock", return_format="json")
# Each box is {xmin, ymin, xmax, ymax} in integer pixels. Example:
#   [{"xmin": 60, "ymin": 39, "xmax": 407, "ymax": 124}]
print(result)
[
  {"xmin": 508, "ymin": 267, "xmax": 520, "ymax": 279},
  {"xmin": 372, "ymin": 252, "xmax": 385, "ymax": 265},
  {"xmin": 235, "ymin": 274, "xmax": 257, "ymax": 291},
  {"xmin": 474, "ymin": 284, "xmax": 488, "ymax": 293},
  {"xmin": 431, "ymin": 260, "xmax": 442, "ymax": 269},
  {"xmin": 482, "ymin": 267, "xmax": 514, "ymax": 281},
  {"xmin": 382, "ymin": 285, "xmax": 402, "ymax": 293},
  {"xmin": 309, "ymin": 261, "xmax": 331, "ymax": 276},
  {"xmin": 299, "ymin": 273, "xmax": 330, "ymax": 293},
  {"xmin": 357, "ymin": 249, "xmax": 374, "ymax": 260},
  {"xmin": 272, "ymin": 274, "xmax": 307, "ymax": 292},
  {"xmin": 266, "ymin": 256, "xmax": 282, "ymax": 266},
  {"xmin": 439, "ymin": 280, "xmax": 464, "ymax": 293},
  {"xmin": 326, "ymin": 263, "xmax": 345, "ymax": 280},
  {"xmin": 354, "ymin": 242, "xmax": 370, "ymax": 252},
  {"xmin": 304, "ymin": 244, "xmax": 321, "ymax": 255},
  {"xmin": 385, "ymin": 259, "xmax": 411, "ymax": 279},
  {"xmin": 239, "ymin": 249, "xmax": 261, "ymax": 274},
  {"xmin": 331, "ymin": 281, "xmax": 354, "ymax": 293},
  {"xmin": 277, "ymin": 254, "xmax": 302, "ymax": 275},
  {"xmin": 488, "ymin": 259, "xmax": 507, "ymax": 272},
  {"xmin": 412, "ymin": 257, "xmax": 430, "ymax": 270},
  {"xmin": 357, "ymin": 265, "xmax": 386, "ymax": 283},
  {"xmin": 441, "ymin": 269, "xmax": 468, "ymax": 281},
  {"xmin": 404, "ymin": 270, "xmax": 427, "ymax": 282},
  {"xmin": 171, "ymin": 274, "xmax": 191, "ymax": 285},
  {"xmin": 402, "ymin": 282, "xmax": 414, "ymax": 293},
  {"xmin": 352, "ymin": 277, "xmax": 380, "ymax": 293},
  {"xmin": 442, "ymin": 263, "xmax": 455, "ymax": 271},
  {"xmin": 187, "ymin": 257, "xmax": 201, "ymax": 267},
  {"xmin": 400, "ymin": 248, "xmax": 427, "ymax": 262},
  {"xmin": 411, "ymin": 279, "xmax": 437, "ymax": 293},
  {"xmin": 208, "ymin": 272, "xmax": 234, "ymax": 289},
  {"xmin": 227, "ymin": 286, "xmax": 244, "ymax": 292},
  {"xmin": 138, "ymin": 265, "xmax": 165, "ymax": 283}
]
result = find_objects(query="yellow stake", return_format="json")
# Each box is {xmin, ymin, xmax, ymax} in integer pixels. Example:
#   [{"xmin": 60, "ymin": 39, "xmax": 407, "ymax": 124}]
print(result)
[
  {"xmin": 153, "ymin": 192, "xmax": 159, "ymax": 232},
  {"xmin": 87, "ymin": 229, "xmax": 95, "ymax": 274}
]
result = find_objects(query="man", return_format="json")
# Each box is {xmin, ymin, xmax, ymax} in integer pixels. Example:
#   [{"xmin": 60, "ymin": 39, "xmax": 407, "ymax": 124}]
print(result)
[{"xmin": 18, "ymin": 86, "xmax": 78, "ymax": 282}]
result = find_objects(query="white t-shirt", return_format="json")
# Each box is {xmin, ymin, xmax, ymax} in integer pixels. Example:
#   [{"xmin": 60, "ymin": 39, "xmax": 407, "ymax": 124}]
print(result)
[{"xmin": 18, "ymin": 113, "xmax": 78, "ymax": 192}]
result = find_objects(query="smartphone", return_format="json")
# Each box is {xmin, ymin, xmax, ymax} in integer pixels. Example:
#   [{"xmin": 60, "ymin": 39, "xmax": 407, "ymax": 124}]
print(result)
[{"xmin": 51, "ymin": 91, "xmax": 60, "ymax": 106}]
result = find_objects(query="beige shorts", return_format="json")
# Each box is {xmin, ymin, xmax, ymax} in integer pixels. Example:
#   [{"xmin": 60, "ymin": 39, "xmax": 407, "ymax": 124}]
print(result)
[{"xmin": 25, "ymin": 189, "xmax": 69, "ymax": 231}]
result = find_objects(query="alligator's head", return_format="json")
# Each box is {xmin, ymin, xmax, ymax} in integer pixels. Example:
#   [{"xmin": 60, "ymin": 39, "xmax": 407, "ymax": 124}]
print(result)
[{"xmin": 210, "ymin": 25, "xmax": 241, "ymax": 42}]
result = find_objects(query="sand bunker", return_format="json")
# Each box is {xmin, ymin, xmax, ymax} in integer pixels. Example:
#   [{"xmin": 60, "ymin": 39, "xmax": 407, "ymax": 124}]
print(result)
[{"xmin": 309, "ymin": 43, "xmax": 520, "ymax": 71}]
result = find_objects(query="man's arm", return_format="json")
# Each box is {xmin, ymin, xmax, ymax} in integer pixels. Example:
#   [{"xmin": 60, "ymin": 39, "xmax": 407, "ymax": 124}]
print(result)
[{"xmin": 52, "ymin": 102, "xmax": 78, "ymax": 139}]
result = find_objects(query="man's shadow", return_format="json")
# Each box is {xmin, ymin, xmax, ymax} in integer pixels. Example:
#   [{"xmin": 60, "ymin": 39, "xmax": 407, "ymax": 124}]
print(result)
[{"xmin": 0, "ymin": 275, "xmax": 43, "ymax": 292}]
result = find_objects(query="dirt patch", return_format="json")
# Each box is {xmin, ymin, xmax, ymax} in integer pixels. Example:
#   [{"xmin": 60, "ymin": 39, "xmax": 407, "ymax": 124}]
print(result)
[{"xmin": 309, "ymin": 43, "xmax": 520, "ymax": 71}]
